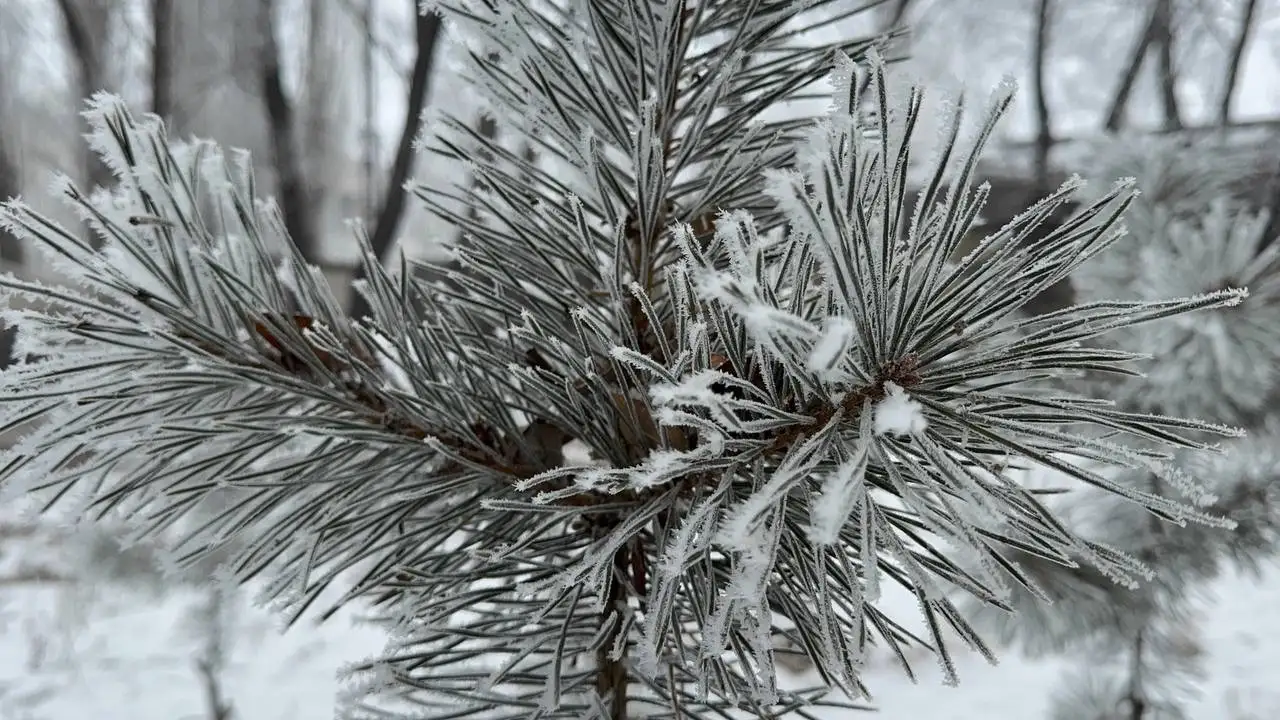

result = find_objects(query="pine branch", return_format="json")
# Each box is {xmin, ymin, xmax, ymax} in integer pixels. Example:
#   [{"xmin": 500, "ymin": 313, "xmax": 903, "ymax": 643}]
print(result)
[{"xmin": 1, "ymin": 3, "xmax": 1267, "ymax": 718}]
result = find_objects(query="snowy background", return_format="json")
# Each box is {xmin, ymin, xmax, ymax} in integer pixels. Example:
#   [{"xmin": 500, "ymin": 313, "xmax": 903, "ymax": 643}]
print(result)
[{"xmin": 2, "ymin": 1, "xmax": 1280, "ymax": 718}]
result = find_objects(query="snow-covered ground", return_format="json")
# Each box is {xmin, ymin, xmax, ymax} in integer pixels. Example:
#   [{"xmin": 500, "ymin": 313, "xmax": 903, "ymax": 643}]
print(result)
[
  {"xmin": 829, "ymin": 563, "xmax": 1280, "ymax": 720},
  {"xmin": 3, "ymin": 553, "xmax": 1277, "ymax": 719}
]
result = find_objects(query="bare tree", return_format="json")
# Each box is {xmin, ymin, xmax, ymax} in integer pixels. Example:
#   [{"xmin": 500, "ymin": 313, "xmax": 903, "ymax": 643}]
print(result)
[
  {"xmin": 300, "ymin": 0, "xmax": 345, "ymax": 230},
  {"xmin": 1152, "ymin": 0, "xmax": 1182, "ymax": 130},
  {"xmin": 1030, "ymin": 0, "xmax": 1054, "ymax": 195},
  {"xmin": 346, "ymin": 3, "xmax": 443, "ymax": 321},
  {"xmin": 1218, "ymin": 0, "xmax": 1260, "ymax": 125},
  {"xmin": 361, "ymin": 0, "xmax": 377, "ymax": 218},
  {"xmin": 1104, "ymin": 0, "xmax": 1183, "ymax": 132},
  {"xmin": 0, "ymin": 7, "xmax": 21, "ymax": 268},
  {"xmin": 258, "ymin": 0, "xmax": 322, "ymax": 262},
  {"xmin": 55, "ymin": 0, "xmax": 118, "ymax": 245}
]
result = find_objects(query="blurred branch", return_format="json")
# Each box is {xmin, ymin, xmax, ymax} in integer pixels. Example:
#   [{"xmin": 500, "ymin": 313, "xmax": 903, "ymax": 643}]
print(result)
[
  {"xmin": 1218, "ymin": 0, "xmax": 1260, "ymax": 126},
  {"xmin": 194, "ymin": 586, "xmax": 235, "ymax": 720},
  {"xmin": 347, "ymin": 2, "xmax": 443, "ymax": 321},
  {"xmin": 258, "ymin": 0, "xmax": 320, "ymax": 262},
  {"xmin": 194, "ymin": 656, "xmax": 234, "ymax": 720}
]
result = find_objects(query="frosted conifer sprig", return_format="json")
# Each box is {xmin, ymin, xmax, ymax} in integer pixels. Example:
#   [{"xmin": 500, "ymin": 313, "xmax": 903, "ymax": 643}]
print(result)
[
  {"xmin": 0, "ymin": 4, "xmax": 1257, "ymax": 720},
  {"xmin": 1100, "ymin": 200, "xmax": 1280, "ymax": 423}
]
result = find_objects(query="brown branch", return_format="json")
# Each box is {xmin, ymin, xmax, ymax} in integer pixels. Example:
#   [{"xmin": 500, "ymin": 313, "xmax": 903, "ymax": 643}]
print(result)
[
  {"xmin": 597, "ymin": 545, "xmax": 631, "ymax": 720},
  {"xmin": 258, "ymin": 0, "xmax": 321, "ymax": 262},
  {"xmin": 151, "ymin": 0, "xmax": 173, "ymax": 120},
  {"xmin": 1218, "ymin": 0, "xmax": 1259, "ymax": 125},
  {"xmin": 347, "ymin": 2, "xmax": 443, "ymax": 322}
]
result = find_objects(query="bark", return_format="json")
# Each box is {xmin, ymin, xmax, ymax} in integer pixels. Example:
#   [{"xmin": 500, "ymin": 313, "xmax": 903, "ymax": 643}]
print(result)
[
  {"xmin": 258, "ymin": 0, "xmax": 321, "ymax": 262},
  {"xmin": 1218, "ymin": 0, "xmax": 1260, "ymax": 125},
  {"xmin": 346, "ymin": 3, "xmax": 443, "ymax": 321}
]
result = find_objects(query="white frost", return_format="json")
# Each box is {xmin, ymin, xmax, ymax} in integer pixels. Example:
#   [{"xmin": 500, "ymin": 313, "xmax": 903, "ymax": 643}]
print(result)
[
  {"xmin": 874, "ymin": 381, "xmax": 928, "ymax": 436},
  {"xmin": 807, "ymin": 442, "xmax": 870, "ymax": 545},
  {"xmin": 807, "ymin": 316, "xmax": 855, "ymax": 376}
]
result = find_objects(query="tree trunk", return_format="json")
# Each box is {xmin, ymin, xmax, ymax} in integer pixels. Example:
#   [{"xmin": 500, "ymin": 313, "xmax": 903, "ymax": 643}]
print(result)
[
  {"xmin": 596, "ymin": 546, "xmax": 631, "ymax": 720},
  {"xmin": 1030, "ymin": 0, "xmax": 1054, "ymax": 196},
  {"xmin": 151, "ymin": 0, "xmax": 173, "ymax": 120},
  {"xmin": 346, "ymin": 2, "xmax": 443, "ymax": 322},
  {"xmin": 1218, "ymin": 0, "xmax": 1259, "ymax": 125},
  {"xmin": 1152, "ymin": 0, "xmax": 1182, "ymax": 131},
  {"xmin": 258, "ymin": 0, "xmax": 321, "ymax": 262},
  {"xmin": 362, "ymin": 0, "xmax": 377, "ymax": 218},
  {"xmin": 0, "ymin": 144, "xmax": 19, "ymax": 265},
  {"xmin": 1104, "ymin": 2, "xmax": 1161, "ymax": 132},
  {"xmin": 0, "ymin": 141, "xmax": 19, "ymax": 367},
  {"xmin": 55, "ymin": 0, "xmax": 115, "ymax": 248}
]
